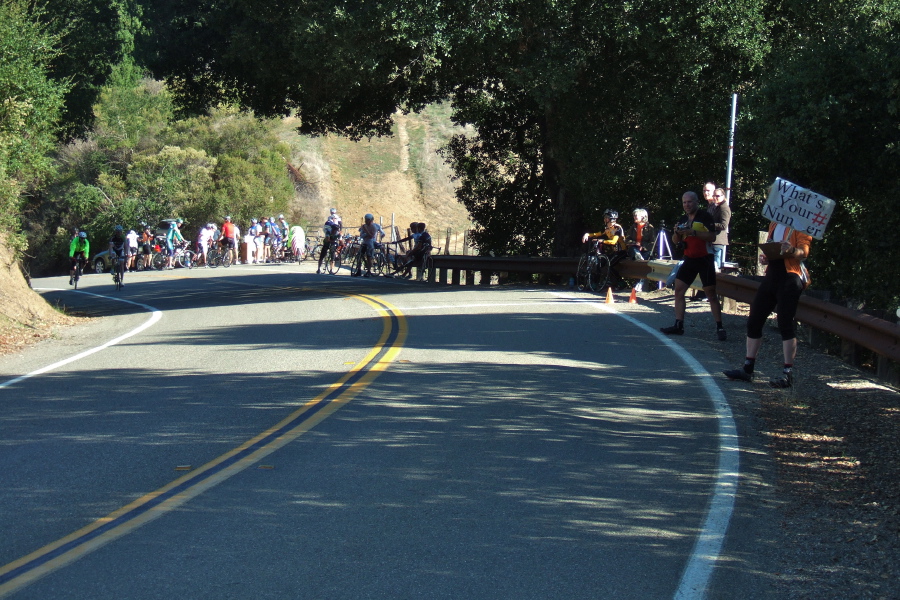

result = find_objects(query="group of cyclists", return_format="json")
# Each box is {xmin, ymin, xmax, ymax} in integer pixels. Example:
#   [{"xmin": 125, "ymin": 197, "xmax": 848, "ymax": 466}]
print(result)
[
  {"xmin": 67, "ymin": 208, "xmax": 434, "ymax": 288},
  {"xmin": 315, "ymin": 210, "xmax": 434, "ymax": 279},
  {"xmin": 195, "ymin": 214, "xmax": 293, "ymax": 267},
  {"xmin": 69, "ymin": 219, "xmax": 190, "ymax": 287}
]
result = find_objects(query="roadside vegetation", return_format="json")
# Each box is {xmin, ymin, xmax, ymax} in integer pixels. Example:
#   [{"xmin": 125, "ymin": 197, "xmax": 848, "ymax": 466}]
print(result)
[{"xmin": 1, "ymin": 0, "xmax": 898, "ymax": 314}]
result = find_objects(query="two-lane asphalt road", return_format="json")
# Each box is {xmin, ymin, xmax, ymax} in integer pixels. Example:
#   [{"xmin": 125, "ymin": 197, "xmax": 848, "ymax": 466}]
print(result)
[{"xmin": 0, "ymin": 265, "xmax": 757, "ymax": 599}]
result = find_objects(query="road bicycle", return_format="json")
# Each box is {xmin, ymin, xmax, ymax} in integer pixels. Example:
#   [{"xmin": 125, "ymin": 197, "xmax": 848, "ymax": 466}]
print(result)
[
  {"xmin": 576, "ymin": 241, "xmax": 611, "ymax": 292},
  {"xmin": 72, "ymin": 255, "xmax": 86, "ymax": 289},
  {"xmin": 381, "ymin": 241, "xmax": 404, "ymax": 276},
  {"xmin": 176, "ymin": 245, "xmax": 196, "ymax": 268},
  {"xmin": 321, "ymin": 242, "xmax": 341, "ymax": 274},
  {"xmin": 110, "ymin": 253, "xmax": 125, "ymax": 290},
  {"xmin": 206, "ymin": 244, "xmax": 233, "ymax": 268},
  {"xmin": 151, "ymin": 242, "xmax": 196, "ymax": 270},
  {"xmin": 300, "ymin": 236, "xmax": 321, "ymax": 262}
]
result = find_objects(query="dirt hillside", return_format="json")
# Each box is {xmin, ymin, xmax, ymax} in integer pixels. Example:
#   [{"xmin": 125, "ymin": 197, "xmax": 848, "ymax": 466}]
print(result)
[
  {"xmin": 281, "ymin": 106, "xmax": 473, "ymax": 251},
  {"xmin": 0, "ymin": 235, "xmax": 75, "ymax": 354}
]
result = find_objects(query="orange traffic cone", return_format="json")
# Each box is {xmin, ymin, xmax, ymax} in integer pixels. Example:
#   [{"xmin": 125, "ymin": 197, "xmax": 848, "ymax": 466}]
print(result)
[
  {"xmin": 605, "ymin": 287, "xmax": 614, "ymax": 304},
  {"xmin": 629, "ymin": 287, "xmax": 638, "ymax": 304}
]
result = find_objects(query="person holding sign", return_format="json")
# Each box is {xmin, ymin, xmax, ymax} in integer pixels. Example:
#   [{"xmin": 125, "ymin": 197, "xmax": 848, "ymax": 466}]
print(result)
[
  {"xmin": 660, "ymin": 191, "xmax": 727, "ymax": 340},
  {"xmin": 724, "ymin": 220, "xmax": 813, "ymax": 388}
]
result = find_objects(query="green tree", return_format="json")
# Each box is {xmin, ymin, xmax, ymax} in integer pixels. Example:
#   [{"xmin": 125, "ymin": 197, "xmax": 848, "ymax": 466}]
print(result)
[
  {"xmin": 0, "ymin": 1, "xmax": 67, "ymax": 248},
  {"xmin": 742, "ymin": 6, "xmax": 900, "ymax": 308},
  {"xmin": 143, "ymin": 0, "xmax": 770, "ymax": 255},
  {"xmin": 42, "ymin": 0, "xmax": 143, "ymax": 140},
  {"xmin": 27, "ymin": 65, "xmax": 295, "ymax": 273}
]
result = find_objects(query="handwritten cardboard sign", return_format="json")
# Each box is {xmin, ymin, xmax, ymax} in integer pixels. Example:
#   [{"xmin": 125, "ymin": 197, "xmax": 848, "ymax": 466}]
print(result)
[{"xmin": 762, "ymin": 178, "xmax": 836, "ymax": 239}]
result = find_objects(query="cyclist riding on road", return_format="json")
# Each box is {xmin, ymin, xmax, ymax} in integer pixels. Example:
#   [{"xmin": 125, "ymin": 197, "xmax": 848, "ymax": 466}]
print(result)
[
  {"xmin": 109, "ymin": 225, "xmax": 127, "ymax": 287},
  {"xmin": 69, "ymin": 231, "xmax": 90, "ymax": 285}
]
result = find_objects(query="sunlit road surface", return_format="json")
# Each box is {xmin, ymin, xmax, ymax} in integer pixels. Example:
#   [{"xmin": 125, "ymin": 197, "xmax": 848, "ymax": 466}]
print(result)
[{"xmin": 0, "ymin": 265, "xmax": 761, "ymax": 599}]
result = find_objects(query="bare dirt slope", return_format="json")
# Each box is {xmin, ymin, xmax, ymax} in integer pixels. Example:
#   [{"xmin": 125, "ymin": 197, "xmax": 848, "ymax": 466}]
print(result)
[
  {"xmin": 280, "ymin": 107, "xmax": 473, "ymax": 250},
  {"xmin": 0, "ymin": 235, "xmax": 76, "ymax": 355}
]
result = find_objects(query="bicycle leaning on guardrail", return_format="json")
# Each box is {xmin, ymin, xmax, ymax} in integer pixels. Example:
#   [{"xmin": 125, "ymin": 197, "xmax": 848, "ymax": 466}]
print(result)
[{"xmin": 576, "ymin": 241, "xmax": 611, "ymax": 292}]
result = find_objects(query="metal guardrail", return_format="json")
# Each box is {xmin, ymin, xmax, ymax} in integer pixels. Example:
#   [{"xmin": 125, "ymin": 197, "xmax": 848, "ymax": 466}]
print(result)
[{"xmin": 429, "ymin": 255, "xmax": 900, "ymax": 364}]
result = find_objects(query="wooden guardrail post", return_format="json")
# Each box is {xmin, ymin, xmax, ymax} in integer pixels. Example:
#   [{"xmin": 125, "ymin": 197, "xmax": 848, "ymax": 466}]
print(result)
[{"xmin": 877, "ymin": 355, "xmax": 900, "ymax": 387}]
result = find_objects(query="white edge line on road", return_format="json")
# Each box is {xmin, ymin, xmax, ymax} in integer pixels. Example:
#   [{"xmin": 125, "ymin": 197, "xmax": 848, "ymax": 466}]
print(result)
[
  {"xmin": 0, "ymin": 289, "xmax": 163, "ymax": 390},
  {"xmin": 550, "ymin": 292, "xmax": 738, "ymax": 600}
]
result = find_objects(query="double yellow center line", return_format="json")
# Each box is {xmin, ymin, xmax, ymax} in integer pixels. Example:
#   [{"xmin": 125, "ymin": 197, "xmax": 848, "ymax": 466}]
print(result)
[{"xmin": 0, "ymin": 292, "xmax": 407, "ymax": 597}]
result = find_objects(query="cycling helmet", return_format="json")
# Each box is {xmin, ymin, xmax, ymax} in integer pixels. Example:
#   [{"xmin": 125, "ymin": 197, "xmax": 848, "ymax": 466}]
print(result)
[
  {"xmin": 364, "ymin": 213, "xmax": 374, "ymax": 221},
  {"xmin": 224, "ymin": 215, "xmax": 232, "ymax": 222},
  {"xmin": 251, "ymin": 218, "xmax": 258, "ymax": 224},
  {"xmin": 176, "ymin": 218, "xmax": 183, "ymax": 224},
  {"xmin": 330, "ymin": 208, "xmax": 337, "ymax": 214},
  {"xmin": 278, "ymin": 214, "xmax": 284, "ymax": 219},
  {"xmin": 603, "ymin": 208, "xmax": 619, "ymax": 221},
  {"xmin": 79, "ymin": 231, "xmax": 87, "ymax": 238},
  {"xmin": 114, "ymin": 225, "xmax": 123, "ymax": 232}
]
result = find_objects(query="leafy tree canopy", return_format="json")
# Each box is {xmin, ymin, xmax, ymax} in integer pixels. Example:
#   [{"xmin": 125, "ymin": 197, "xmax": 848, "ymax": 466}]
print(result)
[
  {"xmin": 25, "ymin": 63, "xmax": 293, "ymax": 274},
  {"xmin": 42, "ymin": 0, "xmax": 143, "ymax": 140},
  {"xmin": 0, "ymin": 1, "xmax": 67, "ymax": 247}
]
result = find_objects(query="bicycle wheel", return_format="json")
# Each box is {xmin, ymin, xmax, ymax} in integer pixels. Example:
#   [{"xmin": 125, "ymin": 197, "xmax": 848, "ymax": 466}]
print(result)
[
  {"xmin": 323, "ymin": 248, "xmax": 334, "ymax": 274},
  {"xmin": 352, "ymin": 249, "xmax": 365, "ymax": 276},
  {"xmin": 178, "ymin": 249, "xmax": 196, "ymax": 269},
  {"xmin": 74, "ymin": 260, "xmax": 83, "ymax": 289},
  {"xmin": 576, "ymin": 255, "xmax": 591, "ymax": 291},
  {"xmin": 222, "ymin": 250, "xmax": 232, "ymax": 267},
  {"xmin": 588, "ymin": 254, "xmax": 611, "ymax": 292},
  {"xmin": 371, "ymin": 250, "xmax": 385, "ymax": 275},
  {"xmin": 152, "ymin": 252, "xmax": 167, "ymax": 270},
  {"xmin": 115, "ymin": 258, "xmax": 124, "ymax": 290},
  {"xmin": 331, "ymin": 248, "xmax": 342, "ymax": 273}
]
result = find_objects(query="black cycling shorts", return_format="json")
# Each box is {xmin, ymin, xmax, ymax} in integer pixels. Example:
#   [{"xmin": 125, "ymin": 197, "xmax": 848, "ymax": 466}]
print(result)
[{"xmin": 676, "ymin": 254, "xmax": 717, "ymax": 288}]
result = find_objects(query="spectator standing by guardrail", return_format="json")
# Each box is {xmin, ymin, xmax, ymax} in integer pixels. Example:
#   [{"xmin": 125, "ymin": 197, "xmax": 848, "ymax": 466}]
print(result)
[
  {"xmin": 626, "ymin": 208, "xmax": 656, "ymax": 292},
  {"xmin": 708, "ymin": 185, "xmax": 731, "ymax": 271},
  {"xmin": 660, "ymin": 191, "xmax": 727, "ymax": 341},
  {"xmin": 723, "ymin": 222, "xmax": 813, "ymax": 388}
]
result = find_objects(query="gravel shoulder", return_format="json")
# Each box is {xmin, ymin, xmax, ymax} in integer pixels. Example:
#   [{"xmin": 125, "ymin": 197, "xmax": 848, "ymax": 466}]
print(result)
[{"xmin": 637, "ymin": 286, "xmax": 900, "ymax": 599}]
